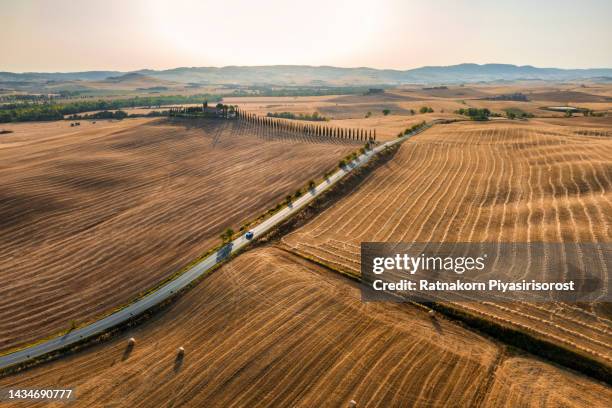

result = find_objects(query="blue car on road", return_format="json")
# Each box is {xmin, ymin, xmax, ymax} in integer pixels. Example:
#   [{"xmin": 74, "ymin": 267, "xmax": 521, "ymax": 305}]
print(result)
[{"xmin": 245, "ymin": 231, "xmax": 254, "ymax": 240}]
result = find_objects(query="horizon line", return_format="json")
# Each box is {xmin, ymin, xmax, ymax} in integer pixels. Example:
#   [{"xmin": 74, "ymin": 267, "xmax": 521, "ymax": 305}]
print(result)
[{"xmin": 4, "ymin": 62, "xmax": 612, "ymax": 75}]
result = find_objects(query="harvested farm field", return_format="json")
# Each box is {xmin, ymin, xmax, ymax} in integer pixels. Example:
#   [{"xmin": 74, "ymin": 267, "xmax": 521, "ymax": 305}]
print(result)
[
  {"xmin": 0, "ymin": 118, "xmax": 357, "ymax": 352},
  {"xmin": 282, "ymin": 119, "xmax": 612, "ymax": 366},
  {"xmin": 3, "ymin": 246, "xmax": 608, "ymax": 408},
  {"xmin": 482, "ymin": 357, "xmax": 612, "ymax": 407}
]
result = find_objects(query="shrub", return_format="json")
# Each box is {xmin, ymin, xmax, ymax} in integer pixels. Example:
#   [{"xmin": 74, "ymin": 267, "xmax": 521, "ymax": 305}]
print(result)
[
  {"xmin": 455, "ymin": 108, "xmax": 491, "ymax": 121},
  {"xmin": 503, "ymin": 107, "xmax": 533, "ymax": 119},
  {"xmin": 220, "ymin": 227, "xmax": 234, "ymax": 243}
]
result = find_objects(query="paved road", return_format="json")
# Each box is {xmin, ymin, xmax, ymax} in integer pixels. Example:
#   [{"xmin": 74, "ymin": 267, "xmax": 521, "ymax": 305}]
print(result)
[{"xmin": 0, "ymin": 122, "xmax": 438, "ymax": 370}]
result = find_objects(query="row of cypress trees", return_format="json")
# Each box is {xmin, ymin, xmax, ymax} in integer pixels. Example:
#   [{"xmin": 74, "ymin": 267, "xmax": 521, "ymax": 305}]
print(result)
[{"xmin": 236, "ymin": 108, "xmax": 376, "ymax": 142}]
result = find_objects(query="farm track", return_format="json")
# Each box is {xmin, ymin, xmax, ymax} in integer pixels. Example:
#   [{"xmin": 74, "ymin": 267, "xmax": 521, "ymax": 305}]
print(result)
[
  {"xmin": 282, "ymin": 120, "xmax": 612, "ymax": 366},
  {"xmin": 0, "ymin": 118, "xmax": 356, "ymax": 352}
]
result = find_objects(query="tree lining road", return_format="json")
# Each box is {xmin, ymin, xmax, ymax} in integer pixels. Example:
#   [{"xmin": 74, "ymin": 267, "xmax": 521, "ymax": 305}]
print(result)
[{"xmin": 0, "ymin": 121, "xmax": 437, "ymax": 371}]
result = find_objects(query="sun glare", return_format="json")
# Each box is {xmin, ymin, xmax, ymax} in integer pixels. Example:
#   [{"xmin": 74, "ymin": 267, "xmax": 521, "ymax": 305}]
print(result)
[{"xmin": 147, "ymin": 0, "xmax": 389, "ymax": 67}]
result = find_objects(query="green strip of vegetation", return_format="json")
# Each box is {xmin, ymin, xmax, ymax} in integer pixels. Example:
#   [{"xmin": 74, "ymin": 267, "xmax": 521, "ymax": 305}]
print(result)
[
  {"xmin": 504, "ymin": 107, "xmax": 534, "ymax": 119},
  {"xmin": 266, "ymin": 111, "xmax": 328, "ymax": 121},
  {"xmin": 0, "ymin": 94, "xmax": 222, "ymax": 123},
  {"xmin": 397, "ymin": 121, "xmax": 427, "ymax": 138}
]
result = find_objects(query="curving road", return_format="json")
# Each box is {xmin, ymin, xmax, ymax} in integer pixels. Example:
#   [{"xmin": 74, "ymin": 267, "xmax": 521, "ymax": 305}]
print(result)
[{"xmin": 0, "ymin": 121, "xmax": 438, "ymax": 370}]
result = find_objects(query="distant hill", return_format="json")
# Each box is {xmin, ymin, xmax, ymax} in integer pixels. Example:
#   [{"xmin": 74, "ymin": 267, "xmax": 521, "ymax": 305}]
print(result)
[
  {"xmin": 0, "ymin": 70, "xmax": 121, "ymax": 83},
  {"xmin": 98, "ymin": 72, "xmax": 177, "ymax": 88},
  {"xmin": 2, "ymin": 64, "xmax": 612, "ymax": 87}
]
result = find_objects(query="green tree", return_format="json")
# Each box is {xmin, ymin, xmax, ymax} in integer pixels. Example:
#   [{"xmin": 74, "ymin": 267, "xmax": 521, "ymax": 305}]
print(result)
[
  {"xmin": 220, "ymin": 228, "xmax": 234, "ymax": 243},
  {"xmin": 382, "ymin": 109, "xmax": 391, "ymax": 116}
]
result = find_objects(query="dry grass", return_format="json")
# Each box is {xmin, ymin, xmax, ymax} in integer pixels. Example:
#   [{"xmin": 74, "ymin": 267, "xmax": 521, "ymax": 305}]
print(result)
[
  {"xmin": 282, "ymin": 119, "xmax": 612, "ymax": 365},
  {"xmin": 0, "ymin": 118, "xmax": 355, "ymax": 352}
]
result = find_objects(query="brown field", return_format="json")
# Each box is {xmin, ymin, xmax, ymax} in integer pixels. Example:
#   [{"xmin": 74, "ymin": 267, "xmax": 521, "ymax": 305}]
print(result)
[
  {"xmin": 0, "ymin": 118, "xmax": 356, "ymax": 352},
  {"xmin": 2, "ymin": 84, "xmax": 612, "ymax": 405},
  {"xmin": 282, "ymin": 119, "xmax": 612, "ymax": 365},
  {"xmin": 2, "ymin": 247, "xmax": 608, "ymax": 407},
  {"xmin": 225, "ymin": 85, "xmax": 612, "ymax": 142}
]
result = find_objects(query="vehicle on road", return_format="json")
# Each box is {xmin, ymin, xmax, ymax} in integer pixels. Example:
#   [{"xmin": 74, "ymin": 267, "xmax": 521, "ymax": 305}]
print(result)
[{"xmin": 245, "ymin": 231, "xmax": 254, "ymax": 240}]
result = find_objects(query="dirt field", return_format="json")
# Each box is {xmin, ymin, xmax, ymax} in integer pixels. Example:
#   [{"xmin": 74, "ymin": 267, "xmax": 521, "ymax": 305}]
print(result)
[
  {"xmin": 282, "ymin": 119, "xmax": 612, "ymax": 365},
  {"xmin": 0, "ymin": 118, "xmax": 356, "ymax": 352},
  {"xmin": 1, "ymin": 248, "xmax": 608, "ymax": 407}
]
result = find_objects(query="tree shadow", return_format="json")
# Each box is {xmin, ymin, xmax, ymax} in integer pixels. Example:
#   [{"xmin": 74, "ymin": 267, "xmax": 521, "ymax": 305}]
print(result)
[
  {"xmin": 430, "ymin": 316, "xmax": 443, "ymax": 335},
  {"xmin": 122, "ymin": 342, "xmax": 134, "ymax": 361},
  {"xmin": 174, "ymin": 353, "xmax": 184, "ymax": 373},
  {"xmin": 216, "ymin": 243, "xmax": 233, "ymax": 262}
]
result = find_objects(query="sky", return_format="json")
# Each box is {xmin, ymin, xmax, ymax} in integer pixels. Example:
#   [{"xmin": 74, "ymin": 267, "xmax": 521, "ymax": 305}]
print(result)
[{"xmin": 2, "ymin": 0, "xmax": 611, "ymax": 72}]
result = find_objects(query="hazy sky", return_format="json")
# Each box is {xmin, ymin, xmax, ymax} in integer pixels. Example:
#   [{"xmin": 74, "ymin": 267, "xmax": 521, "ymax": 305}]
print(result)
[{"xmin": 2, "ymin": 0, "xmax": 611, "ymax": 72}]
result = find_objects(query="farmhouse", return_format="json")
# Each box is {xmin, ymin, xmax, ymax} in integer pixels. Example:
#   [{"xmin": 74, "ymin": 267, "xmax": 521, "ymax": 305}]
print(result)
[{"xmin": 169, "ymin": 102, "xmax": 237, "ymax": 118}]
